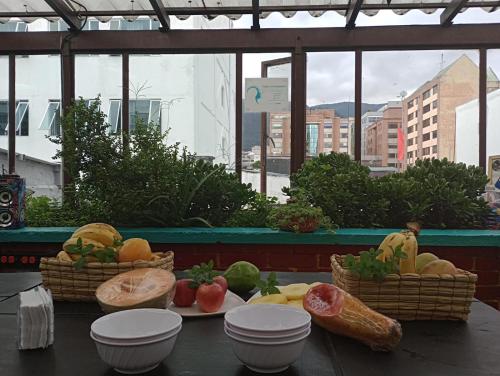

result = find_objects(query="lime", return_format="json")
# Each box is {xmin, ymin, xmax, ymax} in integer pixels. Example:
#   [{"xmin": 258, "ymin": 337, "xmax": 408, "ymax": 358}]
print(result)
[{"xmin": 223, "ymin": 261, "xmax": 260, "ymax": 294}]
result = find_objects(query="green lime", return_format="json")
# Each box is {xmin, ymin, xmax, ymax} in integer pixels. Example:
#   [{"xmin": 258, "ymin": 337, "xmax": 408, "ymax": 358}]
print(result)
[{"xmin": 223, "ymin": 261, "xmax": 260, "ymax": 294}]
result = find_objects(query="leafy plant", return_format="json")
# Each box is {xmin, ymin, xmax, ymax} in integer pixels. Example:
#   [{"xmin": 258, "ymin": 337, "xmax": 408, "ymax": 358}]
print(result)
[
  {"xmin": 255, "ymin": 272, "xmax": 280, "ymax": 296},
  {"xmin": 226, "ymin": 193, "xmax": 278, "ymax": 227},
  {"xmin": 267, "ymin": 200, "xmax": 333, "ymax": 233},
  {"xmin": 285, "ymin": 153, "xmax": 388, "ymax": 228},
  {"xmin": 344, "ymin": 245, "xmax": 407, "ymax": 281},
  {"xmin": 43, "ymin": 98, "xmax": 256, "ymax": 228}
]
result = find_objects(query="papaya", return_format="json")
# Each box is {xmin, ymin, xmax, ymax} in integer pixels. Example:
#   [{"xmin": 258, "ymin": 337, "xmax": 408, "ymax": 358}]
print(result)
[
  {"xmin": 95, "ymin": 268, "xmax": 176, "ymax": 313},
  {"xmin": 304, "ymin": 284, "xmax": 402, "ymax": 351}
]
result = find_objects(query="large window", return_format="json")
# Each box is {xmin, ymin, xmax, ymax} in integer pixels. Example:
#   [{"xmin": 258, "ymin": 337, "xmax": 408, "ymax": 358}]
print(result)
[
  {"xmin": 0, "ymin": 21, "xmax": 27, "ymax": 32},
  {"xmin": 108, "ymin": 99, "xmax": 162, "ymax": 133},
  {"xmin": 306, "ymin": 123, "xmax": 319, "ymax": 157}
]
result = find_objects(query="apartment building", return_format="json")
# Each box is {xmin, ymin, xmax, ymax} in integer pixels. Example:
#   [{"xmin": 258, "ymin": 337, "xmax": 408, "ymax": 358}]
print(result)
[
  {"xmin": 364, "ymin": 102, "xmax": 402, "ymax": 168},
  {"xmin": 268, "ymin": 109, "xmax": 341, "ymax": 157},
  {"xmin": 361, "ymin": 110, "xmax": 383, "ymax": 159},
  {"xmin": 339, "ymin": 117, "xmax": 354, "ymax": 156},
  {"xmin": 404, "ymin": 54, "xmax": 499, "ymax": 167}
]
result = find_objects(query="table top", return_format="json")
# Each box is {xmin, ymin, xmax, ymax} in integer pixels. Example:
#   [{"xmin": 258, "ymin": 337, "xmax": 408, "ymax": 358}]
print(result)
[{"xmin": 0, "ymin": 272, "xmax": 499, "ymax": 376}]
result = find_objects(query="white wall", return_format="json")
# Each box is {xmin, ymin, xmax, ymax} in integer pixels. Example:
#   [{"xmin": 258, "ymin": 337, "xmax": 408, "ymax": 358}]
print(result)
[
  {"xmin": 242, "ymin": 171, "xmax": 290, "ymax": 203},
  {"xmin": 0, "ymin": 18, "xmax": 235, "ymax": 166},
  {"xmin": 456, "ymin": 89, "xmax": 500, "ymax": 165}
]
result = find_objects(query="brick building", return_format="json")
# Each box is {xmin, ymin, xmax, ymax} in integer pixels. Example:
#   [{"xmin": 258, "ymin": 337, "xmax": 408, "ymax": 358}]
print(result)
[{"xmin": 364, "ymin": 102, "xmax": 402, "ymax": 169}]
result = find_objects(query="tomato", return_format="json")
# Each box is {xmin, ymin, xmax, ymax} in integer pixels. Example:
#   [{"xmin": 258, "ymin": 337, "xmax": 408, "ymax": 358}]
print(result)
[
  {"xmin": 196, "ymin": 282, "xmax": 225, "ymax": 313},
  {"xmin": 173, "ymin": 279, "xmax": 197, "ymax": 307},
  {"xmin": 213, "ymin": 275, "xmax": 228, "ymax": 294}
]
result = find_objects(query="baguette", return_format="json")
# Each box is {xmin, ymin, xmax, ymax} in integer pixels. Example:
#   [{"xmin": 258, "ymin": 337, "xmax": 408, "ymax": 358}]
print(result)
[{"xmin": 303, "ymin": 283, "xmax": 402, "ymax": 351}]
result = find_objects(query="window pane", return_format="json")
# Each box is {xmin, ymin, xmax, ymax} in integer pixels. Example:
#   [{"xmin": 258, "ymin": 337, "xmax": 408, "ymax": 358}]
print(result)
[
  {"xmin": 15, "ymin": 101, "xmax": 29, "ymax": 135},
  {"xmin": 108, "ymin": 100, "xmax": 121, "ymax": 134},
  {"xmin": 149, "ymin": 100, "xmax": 161, "ymax": 125}
]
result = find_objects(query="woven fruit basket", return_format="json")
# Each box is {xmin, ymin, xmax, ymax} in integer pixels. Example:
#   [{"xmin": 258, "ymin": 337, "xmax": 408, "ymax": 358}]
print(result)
[
  {"xmin": 331, "ymin": 254, "xmax": 477, "ymax": 321},
  {"xmin": 40, "ymin": 251, "xmax": 174, "ymax": 302}
]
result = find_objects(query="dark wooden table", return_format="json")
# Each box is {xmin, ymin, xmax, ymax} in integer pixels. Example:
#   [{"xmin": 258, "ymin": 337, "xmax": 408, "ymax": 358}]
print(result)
[{"xmin": 0, "ymin": 272, "xmax": 499, "ymax": 376}]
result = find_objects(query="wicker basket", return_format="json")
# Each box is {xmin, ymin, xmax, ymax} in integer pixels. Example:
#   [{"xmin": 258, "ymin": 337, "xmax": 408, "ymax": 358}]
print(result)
[
  {"xmin": 40, "ymin": 251, "xmax": 174, "ymax": 302},
  {"xmin": 331, "ymin": 254, "xmax": 477, "ymax": 321}
]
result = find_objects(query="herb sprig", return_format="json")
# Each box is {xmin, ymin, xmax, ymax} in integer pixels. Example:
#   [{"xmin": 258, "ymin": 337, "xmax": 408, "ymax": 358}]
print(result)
[
  {"xmin": 345, "ymin": 245, "xmax": 407, "ymax": 282},
  {"xmin": 65, "ymin": 237, "xmax": 117, "ymax": 270},
  {"xmin": 187, "ymin": 260, "xmax": 218, "ymax": 289},
  {"xmin": 255, "ymin": 272, "xmax": 280, "ymax": 296}
]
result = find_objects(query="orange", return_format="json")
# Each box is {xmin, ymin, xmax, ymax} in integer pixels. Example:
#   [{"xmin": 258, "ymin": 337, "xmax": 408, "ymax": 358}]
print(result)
[{"xmin": 118, "ymin": 238, "xmax": 152, "ymax": 262}]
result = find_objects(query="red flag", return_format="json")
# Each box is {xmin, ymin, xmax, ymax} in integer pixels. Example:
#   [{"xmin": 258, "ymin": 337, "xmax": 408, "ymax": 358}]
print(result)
[{"xmin": 397, "ymin": 128, "xmax": 405, "ymax": 162}]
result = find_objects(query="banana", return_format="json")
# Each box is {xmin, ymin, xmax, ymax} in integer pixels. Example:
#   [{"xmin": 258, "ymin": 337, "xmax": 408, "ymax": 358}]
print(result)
[
  {"xmin": 72, "ymin": 228, "xmax": 116, "ymax": 247},
  {"xmin": 376, "ymin": 232, "xmax": 407, "ymax": 262},
  {"xmin": 73, "ymin": 223, "xmax": 122, "ymax": 241},
  {"xmin": 56, "ymin": 250, "xmax": 73, "ymax": 262},
  {"xmin": 376, "ymin": 223, "xmax": 420, "ymax": 274},
  {"xmin": 63, "ymin": 237, "xmax": 106, "ymax": 254}
]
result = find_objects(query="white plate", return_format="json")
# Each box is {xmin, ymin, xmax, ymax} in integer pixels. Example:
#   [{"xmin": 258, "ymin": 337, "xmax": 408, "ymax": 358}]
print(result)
[{"xmin": 169, "ymin": 291, "xmax": 245, "ymax": 317}]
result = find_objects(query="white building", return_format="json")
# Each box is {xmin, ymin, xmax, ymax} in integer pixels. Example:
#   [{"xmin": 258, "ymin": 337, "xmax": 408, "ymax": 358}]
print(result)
[
  {"xmin": 0, "ymin": 17, "xmax": 235, "ymax": 171},
  {"xmin": 455, "ymin": 89, "xmax": 500, "ymax": 165}
]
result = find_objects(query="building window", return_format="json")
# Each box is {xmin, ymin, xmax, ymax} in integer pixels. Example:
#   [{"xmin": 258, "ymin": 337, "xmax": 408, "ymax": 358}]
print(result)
[
  {"xmin": 110, "ymin": 18, "xmax": 160, "ymax": 31},
  {"xmin": 407, "ymin": 138, "xmax": 414, "ymax": 146},
  {"xmin": 423, "ymin": 104, "xmax": 431, "ymax": 114},
  {"xmin": 423, "ymin": 132, "xmax": 431, "ymax": 142},
  {"xmin": 324, "ymin": 142, "xmax": 332, "ymax": 148},
  {"xmin": 340, "ymin": 133, "xmax": 348, "ymax": 138},
  {"xmin": 272, "ymin": 123, "xmax": 282, "ymax": 128},
  {"xmin": 407, "ymin": 99, "xmax": 414, "ymax": 108},
  {"xmin": 129, "ymin": 99, "xmax": 161, "ymax": 132},
  {"xmin": 423, "ymin": 118, "xmax": 430, "ymax": 128},
  {"xmin": 407, "ymin": 151, "xmax": 413, "ymax": 159},
  {"xmin": 432, "ymin": 130, "xmax": 438, "ymax": 138},
  {"xmin": 423, "ymin": 89, "xmax": 431, "ymax": 100},
  {"xmin": 324, "ymin": 132, "xmax": 332, "ymax": 138},
  {"xmin": 0, "ymin": 101, "xmax": 29, "ymax": 136},
  {"xmin": 340, "ymin": 142, "xmax": 348, "ymax": 148},
  {"xmin": 432, "ymin": 84, "xmax": 438, "ymax": 95},
  {"xmin": 388, "ymin": 163, "xmax": 398, "ymax": 167},
  {"xmin": 271, "ymin": 132, "xmax": 282, "ymax": 138},
  {"xmin": 432, "ymin": 145, "xmax": 438, "ymax": 154},
  {"xmin": 324, "ymin": 122, "xmax": 332, "ymax": 129},
  {"xmin": 432, "ymin": 115, "xmax": 438, "ymax": 124},
  {"xmin": 40, "ymin": 101, "xmax": 61, "ymax": 137},
  {"xmin": 388, "ymin": 144, "xmax": 397, "ymax": 149},
  {"xmin": 408, "ymin": 125, "xmax": 414, "ymax": 133},
  {"xmin": 388, "ymin": 123, "xmax": 398, "ymax": 129},
  {"xmin": 388, "ymin": 133, "xmax": 398, "ymax": 139},
  {"xmin": 306, "ymin": 123, "xmax": 319, "ymax": 156},
  {"xmin": 423, "ymin": 147, "xmax": 430, "ymax": 156},
  {"xmin": 0, "ymin": 21, "xmax": 28, "ymax": 32},
  {"xmin": 388, "ymin": 153, "xmax": 397, "ymax": 158},
  {"xmin": 432, "ymin": 100, "xmax": 438, "ymax": 109},
  {"xmin": 108, "ymin": 100, "xmax": 122, "ymax": 134},
  {"xmin": 407, "ymin": 112, "xmax": 414, "ymax": 121}
]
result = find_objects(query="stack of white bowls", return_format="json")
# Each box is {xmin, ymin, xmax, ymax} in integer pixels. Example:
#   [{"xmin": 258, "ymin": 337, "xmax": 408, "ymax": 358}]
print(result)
[
  {"xmin": 90, "ymin": 308, "xmax": 182, "ymax": 374},
  {"xmin": 224, "ymin": 304, "xmax": 312, "ymax": 373}
]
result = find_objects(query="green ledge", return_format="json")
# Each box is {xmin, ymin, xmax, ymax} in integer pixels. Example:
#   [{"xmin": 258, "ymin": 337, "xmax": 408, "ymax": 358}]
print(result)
[{"xmin": 0, "ymin": 227, "xmax": 499, "ymax": 247}]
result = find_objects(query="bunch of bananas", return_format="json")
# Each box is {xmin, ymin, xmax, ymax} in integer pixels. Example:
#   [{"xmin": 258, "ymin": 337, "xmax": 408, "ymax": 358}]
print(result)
[
  {"xmin": 56, "ymin": 223, "xmax": 122, "ymax": 264},
  {"xmin": 376, "ymin": 222, "xmax": 420, "ymax": 274},
  {"xmin": 249, "ymin": 282, "xmax": 322, "ymax": 309}
]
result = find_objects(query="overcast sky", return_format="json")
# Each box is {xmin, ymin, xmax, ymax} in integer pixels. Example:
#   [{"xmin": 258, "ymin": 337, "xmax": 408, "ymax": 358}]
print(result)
[{"xmin": 234, "ymin": 9, "xmax": 500, "ymax": 106}]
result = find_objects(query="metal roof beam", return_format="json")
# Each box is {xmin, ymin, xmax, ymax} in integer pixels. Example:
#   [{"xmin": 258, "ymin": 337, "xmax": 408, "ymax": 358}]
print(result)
[
  {"xmin": 346, "ymin": 0, "xmax": 363, "ymax": 29},
  {"xmin": 441, "ymin": 0, "xmax": 468, "ymax": 26},
  {"xmin": 44, "ymin": 0, "xmax": 81, "ymax": 31},
  {"xmin": 252, "ymin": 0, "xmax": 260, "ymax": 30},
  {"xmin": 149, "ymin": 0, "xmax": 170, "ymax": 31}
]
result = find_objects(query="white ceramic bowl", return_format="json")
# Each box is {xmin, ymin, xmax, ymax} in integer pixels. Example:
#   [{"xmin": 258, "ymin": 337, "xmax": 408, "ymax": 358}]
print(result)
[
  {"xmin": 225, "ymin": 304, "xmax": 311, "ymax": 333},
  {"xmin": 224, "ymin": 320, "xmax": 310, "ymax": 338},
  {"xmin": 225, "ymin": 327, "xmax": 310, "ymax": 373},
  {"xmin": 224, "ymin": 322, "xmax": 310, "ymax": 342},
  {"xmin": 91, "ymin": 308, "xmax": 182, "ymax": 341},
  {"xmin": 91, "ymin": 326, "xmax": 181, "ymax": 374}
]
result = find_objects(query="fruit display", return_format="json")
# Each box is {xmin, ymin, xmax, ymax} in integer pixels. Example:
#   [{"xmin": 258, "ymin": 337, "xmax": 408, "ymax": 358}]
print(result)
[
  {"xmin": 55, "ymin": 223, "xmax": 160, "ymax": 268},
  {"xmin": 415, "ymin": 252, "xmax": 439, "ymax": 273},
  {"xmin": 303, "ymin": 283, "xmax": 402, "ymax": 352},
  {"xmin": 172, "ymin": 260, "xmax": 228, "ymax": 313},
  {"xmin": 376, "ymin": 222, "xmax": 419, "ymax": 274},
  {"xmin": 95, "ymin": 268, "xmax": 176, "ymax": 313},
  {"xmin": 224, "ymin": 261, "xmax": 260, "ymax": 294}
]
